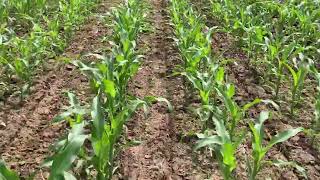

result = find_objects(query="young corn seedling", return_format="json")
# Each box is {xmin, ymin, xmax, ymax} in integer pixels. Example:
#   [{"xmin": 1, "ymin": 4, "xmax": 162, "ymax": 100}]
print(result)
[
  {"xmin": 48, "ymin": 88, "xmax": 163, "ymax": 179},
  {"xmin": 214, "ymin": 68, "xmax": 261, "ymax": 140},
  {"xmin": 53, "ymin": 92, "xmax": 88, "ymax": 125},
  {"xmin": 195, "ymin": 116, "xmax": 245, "ymax": 180},
  {"xmin": 46, "ymin": 121, "xmax": 88, "ymax": 180},
  {"xmin": 3, "ymin": 23, "xmax": 49, "ymax": 100},
  {"xmin": 247, "ymin": 111, "xmax": 303, "ymax": 180},
  {"xmin": 272, "ymin": 41, "xmax": 297, "ymax": 99},
  {"xmin": 170, "ymin": 0, "xmax": 220, "ymax": 129},
  {"xmin": 49, "ymin": 80, "xmax": 169, "ymax": 180},
  {"xmin": 181, "ymin": 64, "xmax": 219, "ymax": 129},
  {"xmin": 284, "ymin": 58, "xmax": 310, "ymax": 117}
]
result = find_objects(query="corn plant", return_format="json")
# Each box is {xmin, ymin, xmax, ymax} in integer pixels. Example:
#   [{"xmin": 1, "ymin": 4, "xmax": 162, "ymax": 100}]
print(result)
[
  {"xmin": 170, "ymin": 0, "xmax": 220, "ymax": 129},
  {"xmin": 0, "ymin": 0, "xmax": 100, "ymax": 101},
  {"xmin": 195, "ymin": 116, "xmax": 245, "ymax": 180},
  {"xmin": 45, "ymin": 1, "xmax": 162, "ymax": 179},
  {"xmin": 247, "ymin": 111, "xmax": 303, "ymax": 180},
  {"xmin": 47, "ymin": 93, "xmax": 152, "ymax": 179},
  {"xmin": 212, "ymin": 67, "xmax": 262, "ymax": 139},
  {"xmin": 108, "ymin": 0, "xmax": 146, "ymax": 98},
  {"xmin": 284, "ymin": 58, "xmax": 310, "ymax": 116},
  {"xmin": 46, "ymin": 121, "xmax": 88, "ymax": 180}
]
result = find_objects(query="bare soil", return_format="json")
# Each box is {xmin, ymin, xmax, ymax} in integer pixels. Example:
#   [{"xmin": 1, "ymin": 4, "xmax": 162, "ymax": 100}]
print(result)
[{"xmin": 117, "ymin": 0, "xmax": 218, "ymax": 179}]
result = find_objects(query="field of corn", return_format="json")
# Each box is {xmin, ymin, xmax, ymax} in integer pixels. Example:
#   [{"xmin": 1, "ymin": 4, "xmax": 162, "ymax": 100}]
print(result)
[{"xmin": 0, "ymin": 0, "xmax": 319, "ymax": 179}]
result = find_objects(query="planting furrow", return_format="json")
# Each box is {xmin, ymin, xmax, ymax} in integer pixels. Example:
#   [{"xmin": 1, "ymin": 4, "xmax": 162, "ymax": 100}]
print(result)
[{"xmin": 118, "ymin": 0, "xmax": 214, "ymax": 179}]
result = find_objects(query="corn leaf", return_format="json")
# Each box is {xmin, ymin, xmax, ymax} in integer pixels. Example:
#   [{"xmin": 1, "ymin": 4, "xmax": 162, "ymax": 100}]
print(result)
[
  {"xmin": 194, "ymin": 135, "xmax": 222, "ymax": 150},
  {"xmin": 49, "ymin": 123, "xmax": 87, "ymax": 179},
  {"xmin": 243, "ymin": 98, "xmax": 261, "ymax": 112},
  {"xmin": 103, "ymin": 79, "xmax": 116, "ymax": 98},
  {"xmin": 266, "ymin": 127, "xmax": 303, "ymax": 150},
  {"xmin": 0, "ymin": 160, "xmax": 19, "ymax": 180},
  {"xmin": 91, "ymin": 96, "xmax": 105, "ymax": 139}
]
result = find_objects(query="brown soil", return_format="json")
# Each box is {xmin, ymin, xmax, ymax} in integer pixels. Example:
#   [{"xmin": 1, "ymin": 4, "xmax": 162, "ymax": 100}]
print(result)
[
  {"xmin": 117, "ymin": 0, "xmax": 218, "ymax": 179},
  {"xmin": 0, "ymin": 0, "xmax": 115, "ymax": 178}
]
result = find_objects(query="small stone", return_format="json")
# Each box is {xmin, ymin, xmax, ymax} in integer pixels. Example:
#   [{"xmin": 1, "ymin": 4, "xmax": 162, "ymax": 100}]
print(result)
[
  {"xmin": 0, "ymin": 120, "xmax": 6, "ymax": 129},
  {"xmin": 149, "ymin": 165, "xmax": 158, "ymax": 171},
  {"xmin": 132, "ymin": 163, "xmax": 139, "ymax": 168}
]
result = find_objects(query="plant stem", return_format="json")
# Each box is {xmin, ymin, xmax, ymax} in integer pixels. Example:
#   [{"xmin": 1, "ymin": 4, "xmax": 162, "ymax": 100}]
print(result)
[
  {"xmin": 291, "ymin": 87, "xmax": 297, "ymax": 117},
  {"xmin": 275, "ymin": 64, "xmax": 283, "ymax": 99}
]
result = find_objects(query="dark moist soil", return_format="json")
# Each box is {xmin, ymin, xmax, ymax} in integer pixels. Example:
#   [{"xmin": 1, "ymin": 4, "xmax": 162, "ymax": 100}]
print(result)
[{"xmin": 0, "ymin": 0, "xmax": 116, "ymax": 178}]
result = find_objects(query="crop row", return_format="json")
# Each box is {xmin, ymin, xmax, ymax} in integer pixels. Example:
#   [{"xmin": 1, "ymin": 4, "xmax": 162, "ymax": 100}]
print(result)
[
  {"xmin": 169, "ymin": 0, "xmax": 306, "ymax": 179},
  {"xmin": 0, "ymin": 0, "xmax": 171, "ymax": 179},
  {"xmin": 0, "ymin": 0, "xmax": 100, "ymax": 101},
  {"xmin": 211, "ymin": 0, "xmax": 319, "ymax": 116},
  {"xmin": 209, "ymin": 0, "xmax": 320, "ymax": 146}
]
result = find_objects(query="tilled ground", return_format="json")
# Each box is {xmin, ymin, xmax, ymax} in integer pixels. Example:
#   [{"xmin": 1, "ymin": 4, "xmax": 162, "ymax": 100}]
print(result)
[
  {"xmin": 1, "ymin": 0, "xmax": 319, "ymax": 179},
  {"xmin": 117, "ymin": 0, "xmax": 217, "ymax": 179}
]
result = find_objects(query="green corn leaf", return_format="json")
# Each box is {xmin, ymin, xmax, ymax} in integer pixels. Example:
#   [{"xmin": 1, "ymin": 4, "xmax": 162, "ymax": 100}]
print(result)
[
  {"xmin": 194, "ymin": 135, "xmax": 222, "ymax": 150},
  {"xmin": 227, "ymin": 84, "xmax": 235, "ymax": 98},
  {"xmin": 249, "ymin": 122, "xmax": 262, "ymax": 153},
  {"xmin": 49, "ymin": 123, "xmax": 87, "ymax": 179},
  {"xmin": 221, "ymin": 143, "xmax": 237, "ymax": 171},
  {"xmin": 243, "ymin": 98, "xmax": 261, "ymax": 112},
  {"xmin": 252, "ymin": 111, "xmax": 269, "ymax": 148},
  {"xmin": 52, "ymin": 111, "xmax": 73, "ymax": 123},
  {"xmin": 284, "ymin": 63, "xmax": 298, "ymax": 87},
  {"xmin": 266, "ymin": 127, "xmax": 303, "ymax": 151},
  {"xmin": 67, "ymin": 92, "xmax": 79, "ymax": 107},
  {"xmin": 269, "ymin": 45, "xmax": 277, "ymax": 59},
  {"xmin": 212, "ymin": 117, "xmax": 230, "ymax": 142},
  {"xmin": 103, "ymin": 79, "xmax": 116, "ymax": 98},
  {"xmin": 0, "ymin": 160, "xmax": 19, "ymax": 180},
  {"xmin": 143, "ymin": 96, "xmax": 173, "ymax": 112},
  {"xmin": 91, "ymin": 96, "xmax": 105, "ymax": 139},
  {"xmin": 282, "ymin": 42, "xmax": 296, "ymax": 61},
  {"xmin": 258, "ymin": 110, "xmax": 269, "ymax": 123},
  {"xmin": 216, "ymin": 67, "xmax": 225, "ymax": 84}
]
